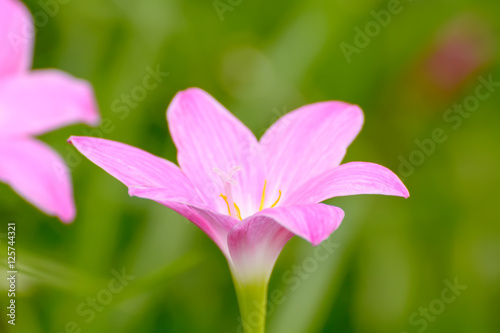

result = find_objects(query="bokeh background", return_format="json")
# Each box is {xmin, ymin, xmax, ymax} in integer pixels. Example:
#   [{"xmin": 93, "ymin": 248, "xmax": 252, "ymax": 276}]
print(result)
[{"xmin": 1, "ymin": 0, "xmax": 500, "ymax": 332}]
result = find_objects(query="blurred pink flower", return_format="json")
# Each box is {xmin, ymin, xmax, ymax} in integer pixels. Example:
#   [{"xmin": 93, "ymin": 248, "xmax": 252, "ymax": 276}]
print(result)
[
  {"xmin": 421, "ymin": 14, "xmax": 495, "ymax": 96},
  {"xmin": 69, "ymin": 88, "xmax": 408, "ymax": 283},
  {"xmin": 0, "ymin": 0, "xmax": 100, "ymax": 222}
]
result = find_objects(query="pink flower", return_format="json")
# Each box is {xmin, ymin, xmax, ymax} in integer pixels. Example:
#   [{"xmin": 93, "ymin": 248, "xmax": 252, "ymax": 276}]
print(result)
[
  {"xmin": 69, "ymin": 88, "xmax": 408, "ymax": 282},
  {"xmin": 0, "ymin": 0, "xmax": 100, "ymax": 222},
  {"xmin": 70, "ymin": 88, "xmax": 408, "ymax": 331}
]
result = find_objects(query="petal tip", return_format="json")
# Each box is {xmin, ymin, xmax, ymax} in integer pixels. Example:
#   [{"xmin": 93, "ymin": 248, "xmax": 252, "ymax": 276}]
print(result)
[
  {"xmin": 395, "ymin": 176, "xmax": 410, "ymax": 199},
  {"xmin": 391, "ymin": 179, "xmax": 410, "ymax": 199},
  {"xmin": 67, "ymin": 136, "xmax": 85, "ymax": 146},
  {"xmin": 59, "ymin": 212, "xmax": 75, "ymax": 224},
  {"xmin": 84, "ymin": 110, "xmax": 101, "ymax": 127},
  {"xmin": 78, "ymin": 83, "xmax": 101, "ymax": 127},
  {"xmin": 172, "ymin": 87, "xmax": 204, "ymax": 99}
]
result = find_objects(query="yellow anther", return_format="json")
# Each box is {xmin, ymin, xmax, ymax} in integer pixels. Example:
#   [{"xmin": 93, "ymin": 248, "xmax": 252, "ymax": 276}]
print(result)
[
  {"xmin": 220, "ymin": 194, "xmax": 231, "ymax": 215},
  {"xmin": 220, "ymin": 179, "xmax": 281, "ymax": 219},
  {"xmin": 259, "ymin": 180, "xmax": 268, "ymax": 211},
  {"xmin": 220, "ymin": 193, "xmax": 242, "ymax": 220},
  {"xmin": 259, "ymin": 180, "xmax": 282, "ymax": 210},
  {"xmin": 271, "ymin": 190, "xmax": 282, "ymax": 208},
  {"xmin": 234, "ymin": 203, "xmax": 242, "ymax": 220}
]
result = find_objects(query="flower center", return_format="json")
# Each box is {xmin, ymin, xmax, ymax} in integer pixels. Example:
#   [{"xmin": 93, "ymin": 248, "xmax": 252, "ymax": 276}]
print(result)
[{"xmin": 214, "ymin": 168, "xmax": 282, "ymax": 220}]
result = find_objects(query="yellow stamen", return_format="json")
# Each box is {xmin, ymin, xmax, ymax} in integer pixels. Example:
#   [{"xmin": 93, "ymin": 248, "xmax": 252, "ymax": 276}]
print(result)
[
  {"xmin": 220, "ymin": 194, "xmax": 242, "ymax": 220},
  {"xmin": 259, "ymin": 180, "xmax": 268, "ymax": 211},
  {"xmin": 234, "ymin": 203, "xmax": 242, "ymax": 220},
  {"xmin": 220, "ymin": 194, "xmax": 231, "ymax": 215},
  {"xmin": 221, "ymin": 179, "xmax": 281, "ymax": 219},
  {"xmin": 259, "ymin": 180, "xmax": 282, "ymax": 210},
  {"xmin": 271, "ymin": 190, "xmax": 282, "ymax": 208}
]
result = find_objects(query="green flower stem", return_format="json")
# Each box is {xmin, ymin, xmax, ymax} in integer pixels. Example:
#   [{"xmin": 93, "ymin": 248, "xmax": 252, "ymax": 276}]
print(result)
[{"xmin": 233, "ymin": 277, "xmax": 269, "ymax": 333}]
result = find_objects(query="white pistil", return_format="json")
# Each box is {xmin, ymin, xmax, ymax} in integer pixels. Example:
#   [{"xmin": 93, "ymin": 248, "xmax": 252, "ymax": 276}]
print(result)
[
  {"xmin": 224, "ymin": 181, "xmax": 237, "ymax": 218},
  {"xmin": 214, "ymin": 166, "xmax": 242, "ymax": 219}
]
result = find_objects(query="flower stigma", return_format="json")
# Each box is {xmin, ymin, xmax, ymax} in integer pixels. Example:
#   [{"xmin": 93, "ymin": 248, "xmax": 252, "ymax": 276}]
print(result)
[{"xmin": 214, "ymin": 166, "xmax": 241, "ymax": 219}]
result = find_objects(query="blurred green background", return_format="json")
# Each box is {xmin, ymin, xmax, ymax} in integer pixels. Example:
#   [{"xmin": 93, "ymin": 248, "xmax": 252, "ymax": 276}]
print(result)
[{"xmin": 1, "ymin": 0, "xmax": 500, "ymax": 332}]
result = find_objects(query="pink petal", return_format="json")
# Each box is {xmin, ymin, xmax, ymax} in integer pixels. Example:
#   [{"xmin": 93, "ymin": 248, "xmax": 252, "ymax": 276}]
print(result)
[
  {"xmin": 286, "ymin": 162, "xmax": 410, "ymax": 205},
  {"xmin": 255, "ymin": 204, "xmax": 345, "ymax": 246},
  {"xmin": 0, "ymin": 70, "xmax": 99, "ymax": 137},
  {"xmin": 0, "ymin": 138, "xmax": 75, "ymax": 222},
  {"xmin": 228, "ymin": 204, "xmax": 344, "ymax": 281},
  {"xmin": 167, "ymin": 88, "xmax": 265, "ymax": 218},
  {"xmin": 69, "ymin": 136, "xmax": 198, "ymax": 203},
  {"xmin": 260, "ymin": 101, "xmax": 364, "ymax": 203},
  {"xmin": 0, "ymin": 0, "xmax": 33, "ymax": 77}
]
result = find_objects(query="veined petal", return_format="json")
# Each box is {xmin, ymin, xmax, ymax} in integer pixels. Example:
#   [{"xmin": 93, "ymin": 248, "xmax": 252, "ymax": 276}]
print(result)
[
  {"xmin": 0, "ymin": 0, "xmax": 33, "ymax": 77},
  {"xmin": 228, "ymin": 204, "xmax": 344, "ymax": 282},
  {"xmin": 0, "ymin": 138, "xmax": 75, "ymax": 222},
  {"xmin": 167, "ymin": 88, "xmax": 264, "ymax": 217},
  {"xmin": 256, "ymin": 204, "xmax": 345, "ymax": 246},
  {"xmin": 69, "ymin": 136, "xmax": 199, "ymax": 203},
  {"xmin": 286, "ymin": 162, "xmax": 410, "ymax": 205},
  {"xmin": 260, "ymin": 101, "xmax": 364, "ymax": 202},
  {"xmin": 0, "ymin": 70, "xmax": 99, "ymax": 137}
]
